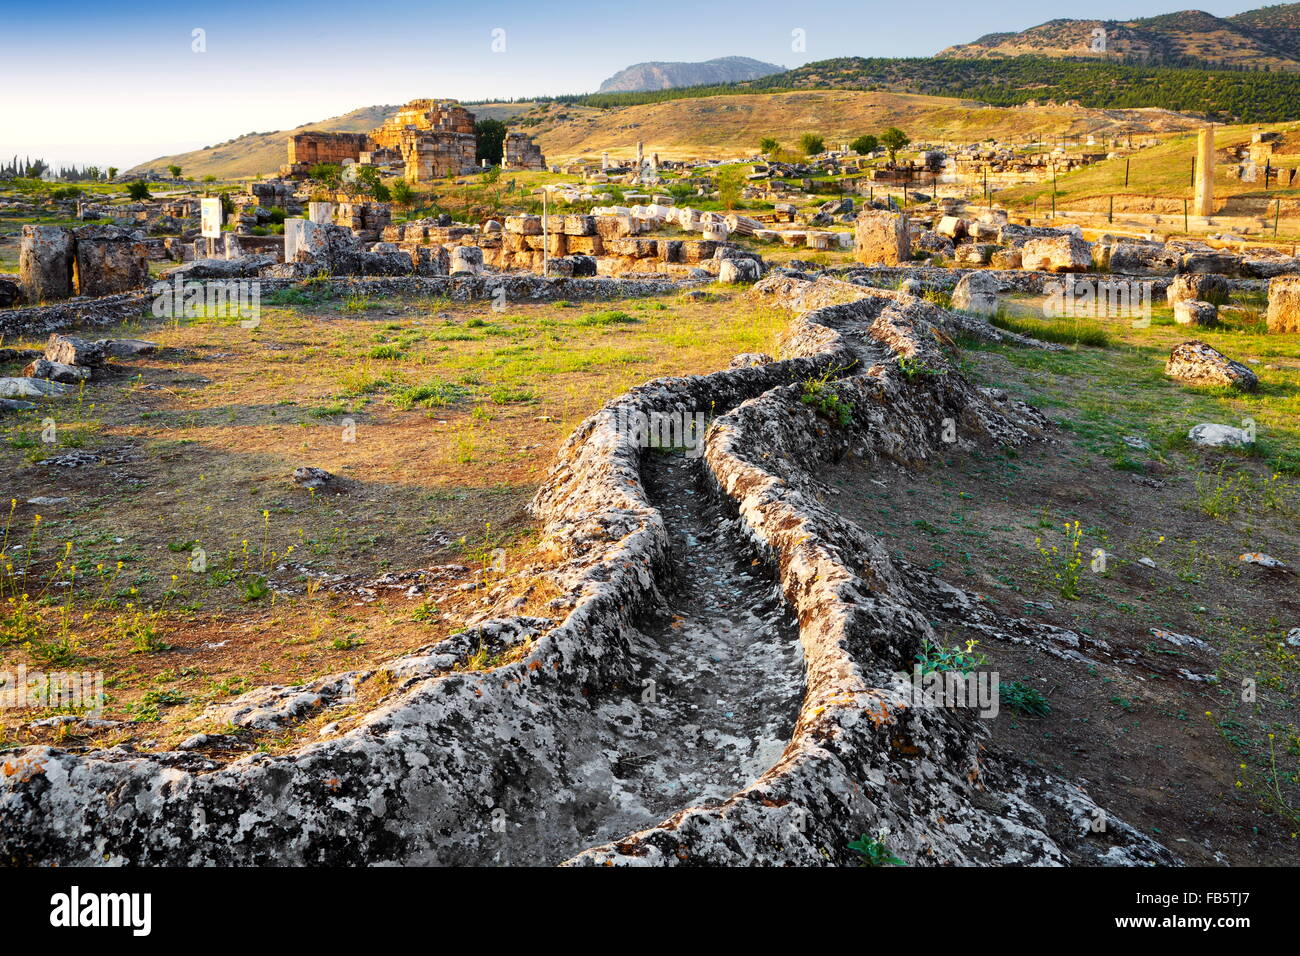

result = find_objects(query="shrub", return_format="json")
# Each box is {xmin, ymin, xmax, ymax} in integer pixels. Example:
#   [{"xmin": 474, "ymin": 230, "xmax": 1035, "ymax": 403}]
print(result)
[
  {"xmin": 125, "ymin": 181, "xmax": 152, "ymax": 200},
  {"xmin": 850, "ymin": 134, "xmax": 878, "ymax": 155},
  {"xmin": 799, "ymin": 133, "xmax": 825, "ymax": 156},
  {"xmin": 714, "ymin": 164, "xmax": 747, "ymax": 210},
  {"xmin": 1001, "ymin": 680, "xmax": 1051, "ymax": 716}
]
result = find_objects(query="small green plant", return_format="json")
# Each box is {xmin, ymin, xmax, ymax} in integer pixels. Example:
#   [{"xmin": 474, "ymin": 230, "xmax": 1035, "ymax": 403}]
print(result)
[
  {"xmin": 1036, "ymin": 521, "xmax": 1084, "ymax": 600},
  {"xmin": 242, "ymin": 575, "xmax": 270, "ymax": 603},
  {"xmin": 1001, "ymin": 680, "xmax": 1051, "ymax": 716},
  {"xmin": 1196, "ymin": 467, "xmax": 1249, "ymax": 519},
  {"xmin": 897, "ymin": 355, "xmax": 940, "ymax": 381},
  {"xmin": 800, "ymin": 368, "xmax": 854, "ymax": 426},
  {"xmin": 916, "ymin": 638, "xmax": 987, "ymax": 675},
  {"xmin": 411, "ymin": 600, "xmax": 440, "ymax": 622},
  {"xmin": 123, "ymin": 609, "xmax": 172, "ymax": 653},
  {"xmin": 848, "ymin": 830, "xmax": 906, "ymax": 866}
]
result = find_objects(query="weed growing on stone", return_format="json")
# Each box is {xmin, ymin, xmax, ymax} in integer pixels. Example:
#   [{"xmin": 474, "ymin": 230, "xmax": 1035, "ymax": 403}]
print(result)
[
  {"xmin": 916, "ymin": 637, "xmax": 987, "ymax": 675},
  {"xmin": 800, "ymin": 367, "xmax": 853, "ymax": 425},
  {"xmin": 847, "ymin": 831, "xmax": 906, "ymax": 866}
]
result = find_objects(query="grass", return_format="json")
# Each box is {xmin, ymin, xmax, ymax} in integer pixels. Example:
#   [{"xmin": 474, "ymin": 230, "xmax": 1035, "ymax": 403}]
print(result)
[
  {"xmin": 0, "ymin": 287, "xmax": 789, "ymax": 751},
  {"xmin": 574, "ymin": 309, "xmax": 639, "ymax": 327},
  {"xmin": 968, "ymin": 290, "xmax": 1300, "ymax": 476},
  {"xmin": 989, "ymin": 309, "xmax": 1112, "ymax": 348},
  {"xmin": 999, "ymin": 121, "xmax": 1300, "ymax": 220}
]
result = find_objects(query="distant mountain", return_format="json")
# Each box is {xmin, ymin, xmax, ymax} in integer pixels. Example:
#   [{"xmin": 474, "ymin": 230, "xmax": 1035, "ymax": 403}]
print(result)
[
  {"xmin": 938, "ymin": 5, "xmax": 1300, "ymax": 71},
  {"xmin": 598, "ymin": 56, "xmax": 784, "ymax": 92}
]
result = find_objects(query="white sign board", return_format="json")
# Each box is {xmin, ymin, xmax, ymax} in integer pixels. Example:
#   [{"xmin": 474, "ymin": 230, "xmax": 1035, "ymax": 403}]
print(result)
[{"xmin": 200, "ymin": 198, "xmax": 222, "ymax": 239}]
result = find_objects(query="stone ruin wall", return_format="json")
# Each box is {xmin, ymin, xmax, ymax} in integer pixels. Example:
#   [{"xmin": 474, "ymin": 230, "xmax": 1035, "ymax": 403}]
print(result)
[
  {"xmin": 369, "ymin": 100, "xmax": 478, "ymax": 182},
  {"xmin": 281, "ymin": 102, "xmax": 543, "ymax": 184},
  {"xmin": 286, "ymin": 131, "xmax": 372, "ymax": 169},
  {"xmin": 504, "ymin": 132, "xmax": 546, "ymax": 171}
]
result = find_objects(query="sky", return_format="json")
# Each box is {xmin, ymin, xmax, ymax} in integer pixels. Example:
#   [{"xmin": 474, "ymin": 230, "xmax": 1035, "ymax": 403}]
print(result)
[{"xmin": 0, "ymin": 0, "xmax": 1270, "ymax": 170}]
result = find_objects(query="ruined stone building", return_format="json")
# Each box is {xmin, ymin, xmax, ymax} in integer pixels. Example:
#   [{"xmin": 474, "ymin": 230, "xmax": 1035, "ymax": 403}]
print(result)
[
  {"xmin": 504, "ymin": 132, "xmax": 546, "ymax": 171},
  {"xmin": 284, "ymin": 132, "xmax": 372, "ymax": 175},
  {"xmin": 369, "ymin": 100, "xmax": 477, "ymax": 181},
  {"xmin": 280, "ymin": 100, "xmax": 546, "ymax": 183}
]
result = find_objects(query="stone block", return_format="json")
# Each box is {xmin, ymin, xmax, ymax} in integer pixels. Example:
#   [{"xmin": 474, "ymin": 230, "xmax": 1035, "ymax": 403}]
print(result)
[
  {"xmin": 19, "ymin": 225, "xmax": 74, "ymax": 303},
  {"xmin": 1266, "ymin": 275, "xmax": 1300, "ymax": 333}
]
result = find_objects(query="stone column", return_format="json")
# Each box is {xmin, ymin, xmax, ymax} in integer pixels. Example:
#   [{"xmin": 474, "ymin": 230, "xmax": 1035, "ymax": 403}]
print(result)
[
  {"xmin": 601, "ymin": 151, "xmax": 609, "ymax": 172},
  {"xmin": 19, "ymin": 225, "xmax": 75, "ymax": 303},
  {"xmin": 1194, "ymin": 127, "xmax": 1215, "ymax": 218}
]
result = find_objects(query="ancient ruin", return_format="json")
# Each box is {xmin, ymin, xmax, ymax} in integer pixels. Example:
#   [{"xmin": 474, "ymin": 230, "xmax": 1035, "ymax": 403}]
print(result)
[
  {"xmin": 3, "ymin": 1, "xmax": 1300, "ymax": 910},
  {"xmin": 281, "ymin": 100, "xmax": 544, "ymax": 182}
]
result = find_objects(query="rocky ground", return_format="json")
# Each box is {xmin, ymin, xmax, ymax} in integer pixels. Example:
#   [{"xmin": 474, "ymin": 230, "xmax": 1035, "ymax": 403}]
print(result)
[{"xmin": 0, "ymin": 267, "xmax": 1295, "ymax": 866}]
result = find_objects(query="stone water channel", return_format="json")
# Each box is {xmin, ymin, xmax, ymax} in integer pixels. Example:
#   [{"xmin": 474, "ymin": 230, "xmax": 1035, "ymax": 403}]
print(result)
[{"xmin": 484, "ymin": 449, "xmax": 806, "ymax": 865}]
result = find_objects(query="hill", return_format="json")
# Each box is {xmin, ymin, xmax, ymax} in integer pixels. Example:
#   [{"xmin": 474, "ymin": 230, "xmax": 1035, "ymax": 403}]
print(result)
[
  {"xmin": 939, "ymin": 5, "xmax": 1300, "ymax": 71},
  {"xmin": 527, "ymin": 90, "xmax": 1203, "ymax": 163},
  {"xmin": 598, "ymin": 56, "xmax": 784, "ymax": 92},
  {"xmin": 127, "ymin": 101, "xmax": 537, "ymax": 181}
]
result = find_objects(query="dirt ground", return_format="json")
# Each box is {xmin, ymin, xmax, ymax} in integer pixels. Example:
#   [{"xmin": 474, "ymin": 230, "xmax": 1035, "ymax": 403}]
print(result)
[{"xmin": 827, "ymin": 338, "xmax": 1300, "ymax": 865}]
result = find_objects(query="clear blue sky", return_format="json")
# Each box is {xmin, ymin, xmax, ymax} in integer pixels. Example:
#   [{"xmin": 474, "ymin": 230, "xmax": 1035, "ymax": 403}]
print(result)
[{"xmin": 0, "ymin": 0, "xmax": 1266, "ymax": 170}]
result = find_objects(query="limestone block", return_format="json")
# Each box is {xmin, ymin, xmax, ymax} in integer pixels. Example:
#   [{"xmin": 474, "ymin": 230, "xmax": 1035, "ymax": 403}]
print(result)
[
  {"xmin": 853, "ymin": 211, "xmax": 910, "ymax": 266},
  {"xmin": 19, "ymin": 225, "xmax": 74, "ymax": 303},
  {"xmin": 449, "ymin": 246, "xmax": 483, "ymax": 275},
  {"xmin": 1020, "ymin": 235, "xmax": 1092, "ymax": 273},
  {"xmin": 1166, "ymin": 341, "xmax": 1257, "ymax": 391},
  {"xmin": 1173, "ymin": 299, "xmax": 1218, "ymax": 326},
  {"xmin": 1266, "ymin": 275, "xmax": 1300, "ymax": 333}
]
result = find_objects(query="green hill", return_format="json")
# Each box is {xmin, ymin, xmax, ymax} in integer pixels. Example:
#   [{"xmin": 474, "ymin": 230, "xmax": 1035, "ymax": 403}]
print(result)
[{"xmin": 556, "ymin": 56, "xmax": 1300, "ymax": 124}]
